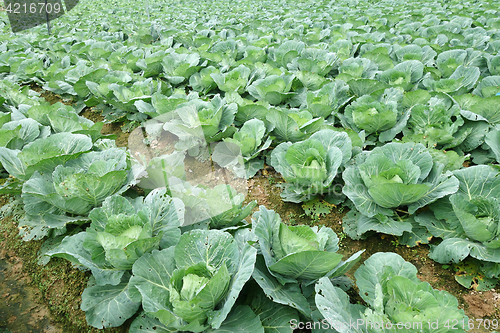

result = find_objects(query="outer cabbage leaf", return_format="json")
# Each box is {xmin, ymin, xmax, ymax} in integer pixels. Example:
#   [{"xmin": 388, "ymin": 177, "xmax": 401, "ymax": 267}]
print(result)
[
  {"xmin": 303, "ymin": 80, "xmax": 352, "ymax": 119},
  {"xmin": 422, "ymin": 166, "xmax": 500, "ymax": 273},
  {"xmin": 472, "ymin": 76, "xmax": 500, "ymax": 98},
  {"xmin": 392, "ymin": 45, "xmax": 436, "ymax": 66},
  {"xmin": 288, "ymin": 48, "xmax": 338, "ymax": 77},
  {"xmin": 317, "ymin": 253, "xmax": 467, "ymax": 333},
  {"xmin": 211, "ymin": 65, "xmax": 252, "ymax": 94},
  {"xmin": 246, "ymin": 284, "xmax": 299, "ymax": 333},
  {"xmin": 268, "ymin": 40, "xmax": 305, "ymax": 68},
  {"xmin": 266, "ymin": 108, "xmax": 323, "ymax": 143},
  {"xmin": 315, "ymin": 277, "xmax": 369, "ymax": 333},
  {"xmin": 338, "ymin": 57, "xmax": 378, "ymax": 81},
  {"xmin": 342, "ymin": 210, "xmax": 413, "ymax": 240},
  {"xmin": 0, "ymin": 132, "xmax": 92, "ymax": 180},
  {"xmin": 162, "ymin": 52, "xmax": 203, "ymax": 85},
  {"xmin": 436, "ymin": 50, "xmax": 467, "ymax": 78},
  {"xmin": 169, "ymin": 178, "xmax": 255, "ymax": 228},
  {"xmin": 0, "ymin": 118, "xmax": 49, "ymax": 150},
  {"xmin": 376, "ymin": 60, "xmax": 424, "ymax": 91},
  {"xmin": 252, "ymin": 206, "xmax": 361, "ymax": 286},
  {"xmin": 46, "ymin": 232, "xmax": 126, "ymax": 286},
  {"xmin": 162, "ymin": 96, "xmax": 237, "ymax": 155},
  {"xmin": 213, "ymin": 119, "xmax": 271, "ymax": 178},
  {"xmin": 81, "ymin": 274, "xmax": 141, "ymax": 329},
  {"xmin": 189, "ymin": 66, "xmax": 219, "ymax": 95}
]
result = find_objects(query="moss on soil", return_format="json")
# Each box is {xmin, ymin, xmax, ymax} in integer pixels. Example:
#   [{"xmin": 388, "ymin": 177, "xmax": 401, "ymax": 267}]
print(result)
[{"xmin": 0, "ymin": 195, "xmax": 127, "ymax": 333}]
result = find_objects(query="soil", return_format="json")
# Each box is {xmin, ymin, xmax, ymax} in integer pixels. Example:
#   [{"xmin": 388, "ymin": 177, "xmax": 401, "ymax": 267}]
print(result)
[
  {"xmin": 1, "ymin": 86, "xmax": 498, "ymax": 332},
  {"xmin": 0, "ymin": 248, "xmax": 63, "ymax": 333},
  {"xmin": 0, "ymin": 195, "xmax": 126, "ymax": 333},
  {"xmin": 0, "ymin": 203, "xmax": 63, "ymax": 333}
]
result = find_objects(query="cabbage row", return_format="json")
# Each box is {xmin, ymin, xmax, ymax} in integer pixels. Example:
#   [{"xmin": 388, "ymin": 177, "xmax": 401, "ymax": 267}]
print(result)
[
  {"xmin": 0, "ymin": 85, "xmax": 470, "ymax": 331},
  {"xmin": 1, "ymin": 0, "xmax": 499, "ymax": 330}
]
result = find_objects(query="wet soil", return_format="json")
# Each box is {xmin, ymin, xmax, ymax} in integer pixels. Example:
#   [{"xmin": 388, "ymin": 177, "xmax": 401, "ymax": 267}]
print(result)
[
  {"xmin": 0, "ymin": 195, "xmax": 126, "ymax": 333},
  {"xmin": 0, "ymin": 258, "xmax": 63, "ymax": 333},
  {"xmin": 0, "ymin": 221, "xmax": 63, "ymax": 333}
]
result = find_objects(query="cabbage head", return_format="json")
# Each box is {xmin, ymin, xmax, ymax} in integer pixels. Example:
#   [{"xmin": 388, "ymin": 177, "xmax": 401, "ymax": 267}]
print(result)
[
  {"xmin": 343, "ymin": 142, "xmax": 459, "ymax": 217},
  {"xmin": 270, "ymin": 129, "xmax": 352, "ymax": 203}
]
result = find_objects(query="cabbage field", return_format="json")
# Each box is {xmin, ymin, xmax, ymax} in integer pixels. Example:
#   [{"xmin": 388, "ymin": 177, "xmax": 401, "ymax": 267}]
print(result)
[{"xmin": 0, "ymin": 0, "xmax": 500, "ymax": 331}]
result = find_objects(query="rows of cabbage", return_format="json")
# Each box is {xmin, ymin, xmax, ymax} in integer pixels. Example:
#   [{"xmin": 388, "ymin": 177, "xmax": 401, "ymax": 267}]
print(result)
[
  {"xmin": 0, "ymin": 83, "xmax": 473, "ymax": 332},
  {"xmin": 0, "ymin": 89, "xmax": 468, "ymax": 332},
  {"xmin": 1, "ymin": 0, "xmax": 499, "ymax": 132},
  {"xmin": 0, "ymin": 84, "xmax": 334, "ymax": 331},
  {"xmin": 0, "ymin": 0, "xmax": 499, "ymax": 328}
]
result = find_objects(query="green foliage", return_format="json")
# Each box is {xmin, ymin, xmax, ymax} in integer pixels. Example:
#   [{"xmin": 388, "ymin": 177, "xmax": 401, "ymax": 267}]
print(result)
[
  {"xmin": 128, "ymin": 230, "xmax": 257, "ymax": 332},
  {"xmin": 341, "ymin": 87, "xmax": 408, "ymax": 142},
  {"xmin": 316, "ymin": 253, "xmax": 468, "ymax": 333},
  {"xmin": 419, "ymin": 166, "xmax": 500, "ymax": 280},
  {"xmin": 270, "ymin": 129, "xmax": 352, "ymax": 203},
  {"xmin": 213, "ymin": 118, "xmax": 272, "ymax": 178},
  {"xmin": 247, "ymin": 74, "xmax": 296, "ymax": 105},
  {"xmin": 252, "ymin": 206, "xmax": 363, "ymax": 286},
  {"xmin": 343, "ymin": 142, "xmax": 458, "ymax": 217},
  {"xmin": 1, "ymin": 0, "xmax": 499, "ymax": 329}
]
